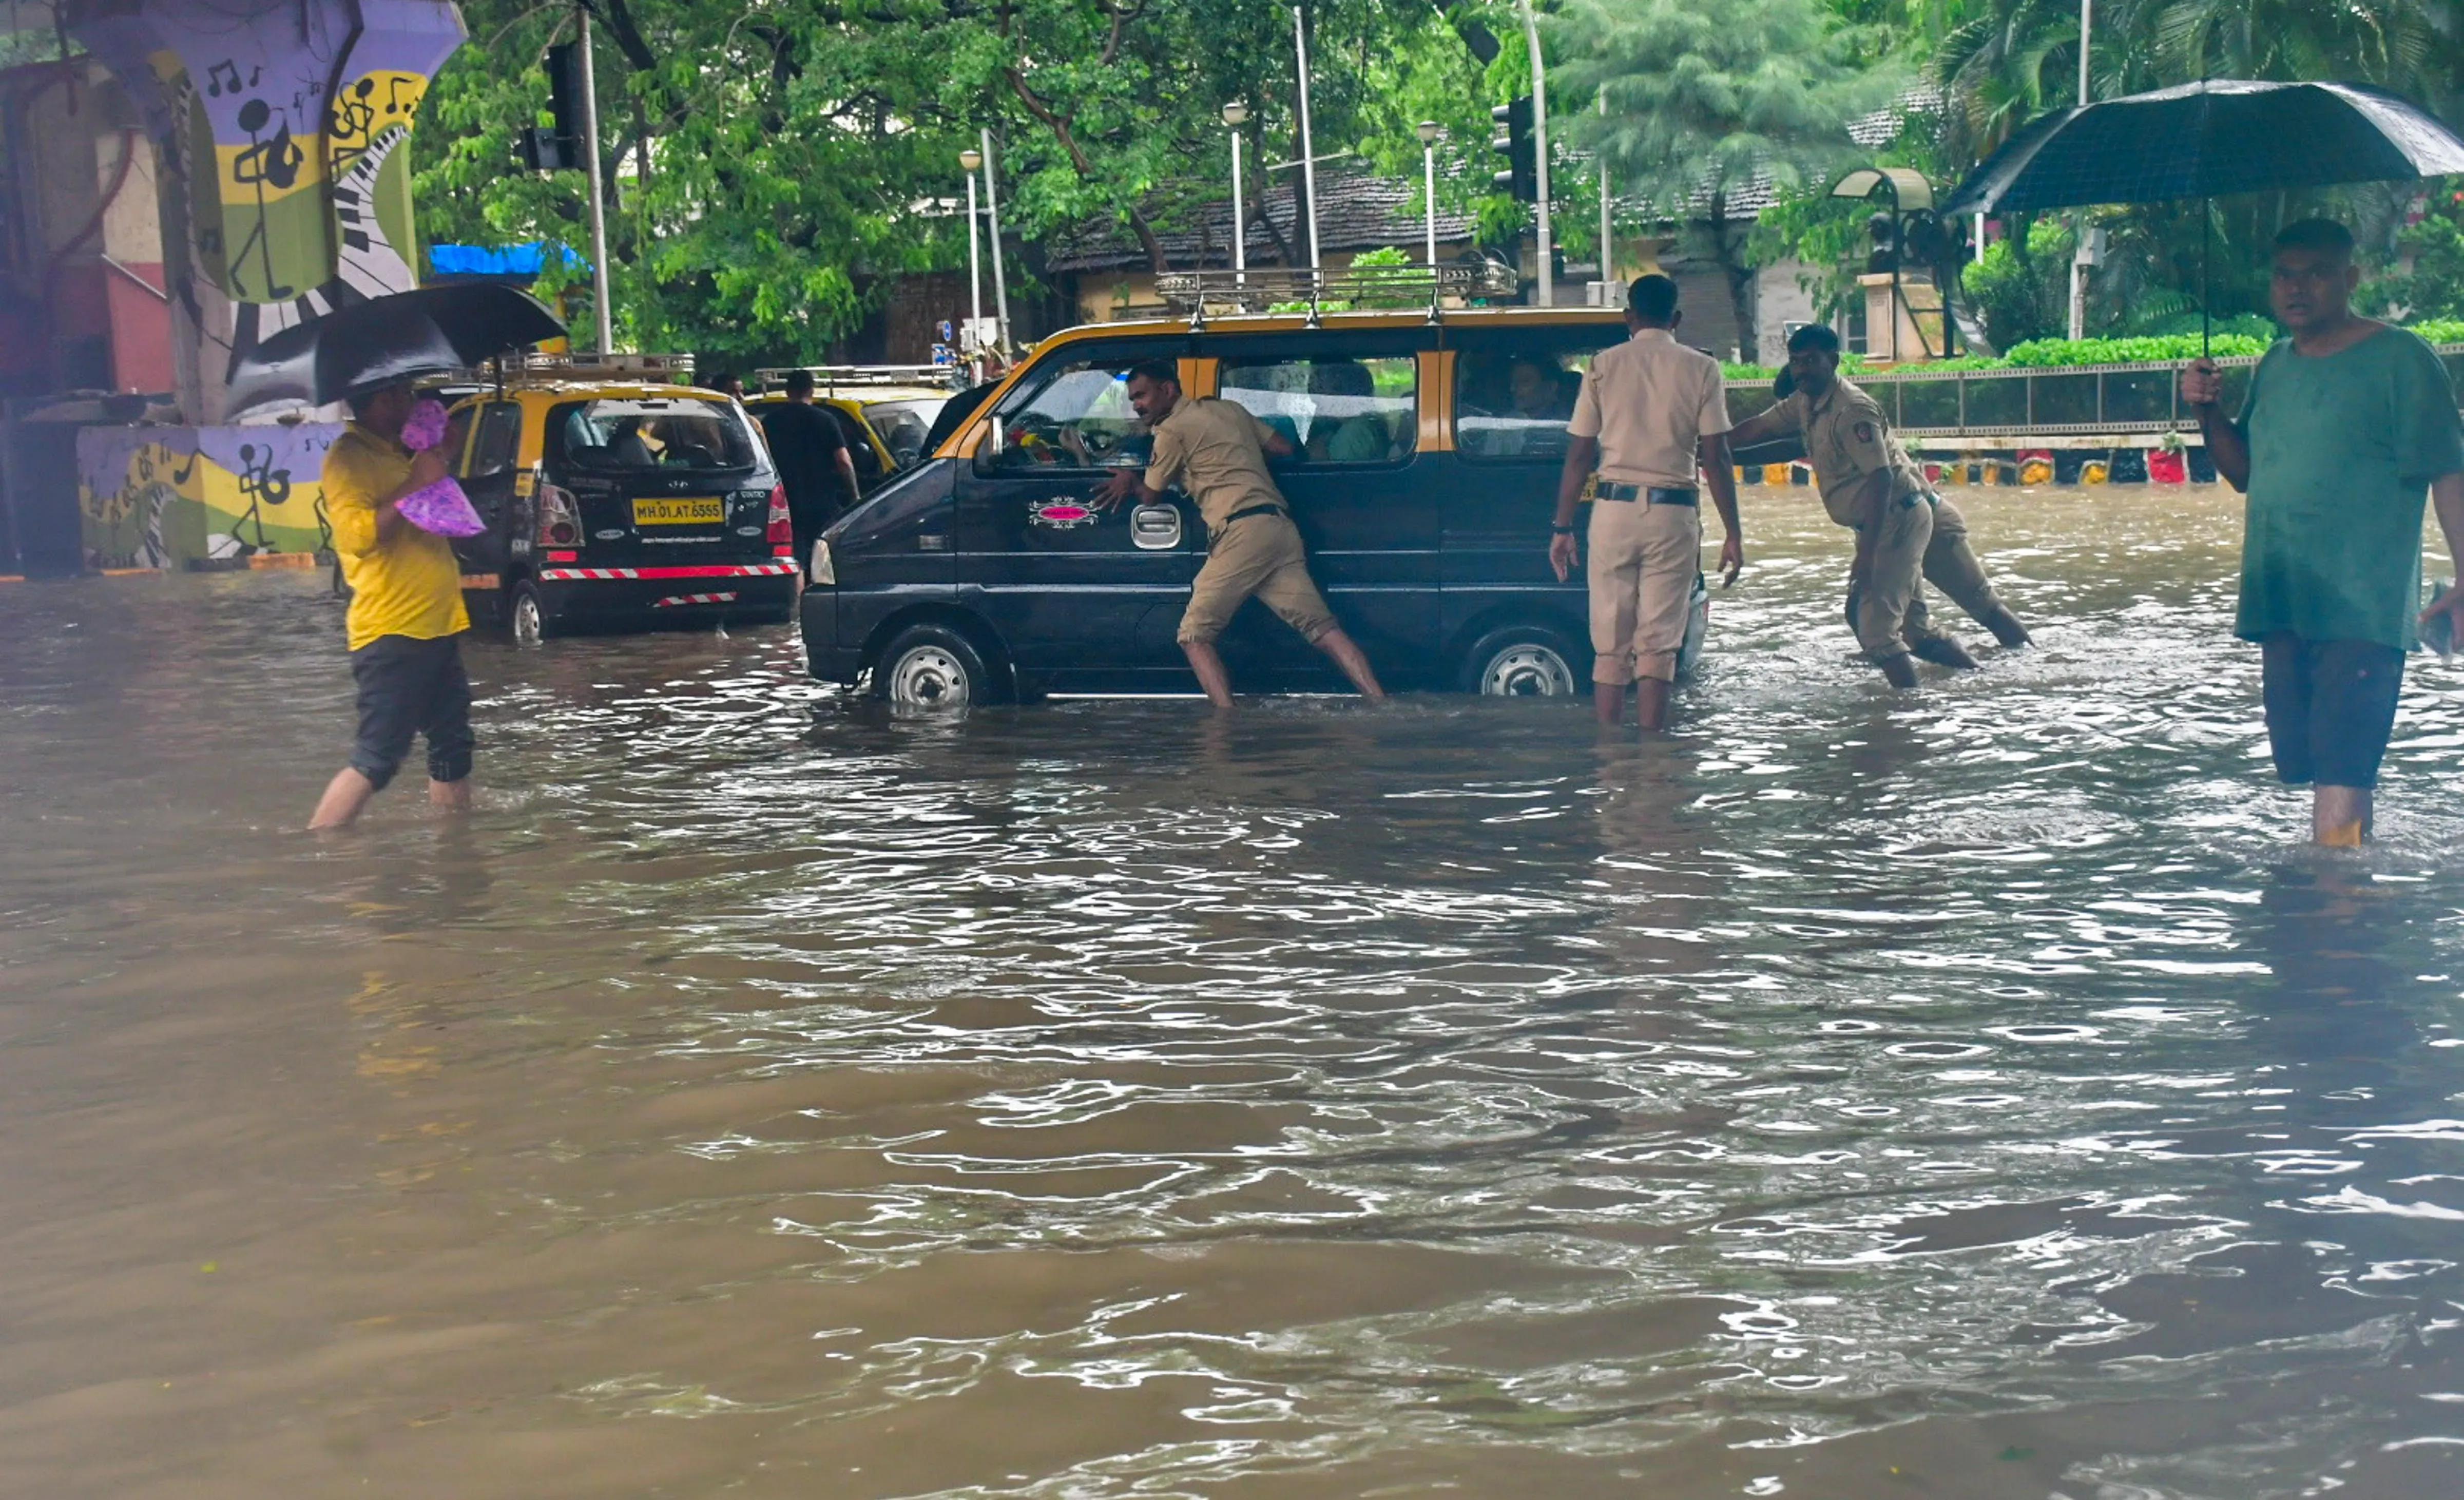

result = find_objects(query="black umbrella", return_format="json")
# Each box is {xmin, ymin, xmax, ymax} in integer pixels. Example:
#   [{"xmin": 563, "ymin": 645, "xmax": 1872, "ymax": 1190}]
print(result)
[
  {"xmin": 1941, "ymin": 80, "xmax": 2464, "ymax": 351},
  {"xmin": 225, "ymin": 283, "xmax": 567, "ymax": 413}
]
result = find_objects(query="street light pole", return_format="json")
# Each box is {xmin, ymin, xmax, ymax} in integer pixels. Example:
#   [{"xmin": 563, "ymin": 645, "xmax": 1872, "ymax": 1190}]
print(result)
[
  {"xmin": 575, "ymin": 3, "xmax": 613, "ymax": 352},
  {"xmin": 2068, "ymin": 0, "xmax": 2092, "ymax": 341},
  {"xmin": 1225, "ymin": 102, "xmax": 1250, "ymax": 288},
  {"xmin": 1516, "ymin": 0, "xmax": 1552, "ymax": 306},
  {"xmin": 1293, "ymin": 8, "xmax": 1322, "ymax": 275},
  {"xmin": 960, "ymin": 147, "xmax": 984, "ymax": 375},
  {"xmin": 1417, "ymin": 121, "xmax": 1440, "ymax": 268},
  {"xmin": 979, "ymin": 129, "xmax": 1012, "ymax": 356},
  {"xmin": 1596, "ymin": 92, "xmax": 1612, "ymax": 292}
]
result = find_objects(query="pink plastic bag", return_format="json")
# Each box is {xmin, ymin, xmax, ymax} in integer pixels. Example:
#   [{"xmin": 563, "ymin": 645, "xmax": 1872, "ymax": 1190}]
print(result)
[{"xmin": 395, "ymin": 398, "xmax": 486, "ymax": 537}]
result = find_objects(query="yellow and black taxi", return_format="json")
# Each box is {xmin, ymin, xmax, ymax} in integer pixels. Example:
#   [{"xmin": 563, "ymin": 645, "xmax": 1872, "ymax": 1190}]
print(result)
[
  {"xmin": 798, "ymin": 299, "xmax": 1723, "ymax": 705},
  {"xmin": 435, "ymin": 354, "xmax": 798, "ymax": 641},
  {"xmin": 748, "ymin": 366, "xmax": 956, "ymax": 495}
]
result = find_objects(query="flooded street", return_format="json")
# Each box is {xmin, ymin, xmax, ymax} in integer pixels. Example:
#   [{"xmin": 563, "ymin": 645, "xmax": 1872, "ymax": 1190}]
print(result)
[{"xmin": 6, "ymin": 486, "xmax": 2464, "ymax": 1499}]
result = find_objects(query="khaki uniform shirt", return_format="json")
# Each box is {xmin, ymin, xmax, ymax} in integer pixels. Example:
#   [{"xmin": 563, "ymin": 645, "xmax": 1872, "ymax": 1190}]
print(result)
[
  {"xmin": 325, "ymin": 422, "xmax": 469, "ymax": 652},
  {"xmin": 1567, "ymin": 328, "xmax": 1731, "ymax": 488},
  {"xmin": 1776, "ymin": 377, "xmax": 1927, "ymax": 528},
  {"xmin": 1144, "ymin": 395, "xmax": 1288, "ymax": 535}
]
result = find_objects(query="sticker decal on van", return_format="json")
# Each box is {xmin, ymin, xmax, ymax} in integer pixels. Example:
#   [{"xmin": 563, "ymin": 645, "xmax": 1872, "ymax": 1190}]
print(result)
[{"xmin": 1029, "ymin": 499, "xmax": 1098, "ymax": 530}]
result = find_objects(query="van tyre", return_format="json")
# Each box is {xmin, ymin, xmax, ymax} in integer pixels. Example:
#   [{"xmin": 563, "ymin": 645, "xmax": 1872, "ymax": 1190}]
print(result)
[
  {"xmin": 1459, "ymin": 623, "xmax": 1583, "ymax": 697},
  {"xmin": 875, "ymin": 623, "xmax": 1005, "ymax": 709},
  {"xmin": 510, "ymin": 580, "xmax": 558, "ymax": 644}
]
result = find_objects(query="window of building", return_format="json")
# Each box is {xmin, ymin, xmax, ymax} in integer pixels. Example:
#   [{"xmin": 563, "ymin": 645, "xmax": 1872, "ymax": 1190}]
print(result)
[{"xmin": 1217, "ymin": 356, "xmax": 1416, "ymax": 464}]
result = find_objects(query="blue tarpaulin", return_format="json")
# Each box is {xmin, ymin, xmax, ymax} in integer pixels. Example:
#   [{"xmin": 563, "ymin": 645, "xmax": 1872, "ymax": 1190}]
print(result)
[{"xmin": 427, "ymin": 244, "xmax": 585, "ymax": 278}]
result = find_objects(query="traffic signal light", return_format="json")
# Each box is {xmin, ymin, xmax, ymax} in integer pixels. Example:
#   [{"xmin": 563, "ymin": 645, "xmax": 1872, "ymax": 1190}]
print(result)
[
  {"xmin": 520, "ymin": 41, "xmax": 587, "ymax": 171},
  {"xmin": 1490, "ymin": 96, "xmax": 1536, "ymax": 203}
]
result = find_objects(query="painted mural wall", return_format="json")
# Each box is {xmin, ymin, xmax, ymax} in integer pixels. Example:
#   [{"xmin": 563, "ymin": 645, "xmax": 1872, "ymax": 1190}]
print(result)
[
  {"xmin": 71, "ymin": 1, "xmax": 466, "ymax": 390},
  {"xmin": 76, "ymin": 422, "xmax": 343, "ymax": 570}
]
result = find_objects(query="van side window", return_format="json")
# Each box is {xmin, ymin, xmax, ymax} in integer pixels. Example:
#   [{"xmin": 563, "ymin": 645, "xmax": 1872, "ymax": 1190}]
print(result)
[
  {"xmin": 985, "ymin": 358, "xmax": 1146, "ymax": 471},
  {"xmin": 1455, "ymin": 344, "xmax": 1612, "ymax": 461},
  {"xmin": 468, "ymin": 403, "xmax": 522, "ymax": 478},
  {"xmin": 1219, "ymin": 357, "xmax": 1415, "ymax": 464}
]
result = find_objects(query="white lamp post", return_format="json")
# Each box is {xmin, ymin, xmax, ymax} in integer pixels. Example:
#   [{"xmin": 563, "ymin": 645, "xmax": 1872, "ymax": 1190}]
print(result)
[
  {"xmin": 1516, "ymin": 0, "xmax": 1552, "ymax": 306},
  {"xmin": 978, "ymin": 129, "xmax": 1011, "ymax": 356},
  {"xmin": 959, "ymin": 147, "xmax": 984, "ymax": 372},
  {"xmin": 1292, "ymin": 8, "xmax": 1320, "ymax": 274},
  {"xmin": 1416, "ymin": 120, "xmax": 1440, "ymax": 269},
  {"xmin": 1224, "ymin": 101, "xmax": 1249, "ymax": 289}
]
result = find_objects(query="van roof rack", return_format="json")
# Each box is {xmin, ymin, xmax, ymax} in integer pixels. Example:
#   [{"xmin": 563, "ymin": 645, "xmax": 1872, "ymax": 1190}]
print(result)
[
  {"xmin": 753, "ymin": 364, "xmax": 957, "ymax": 394},
  {"xmin": 1152, "ymin": 262, "xmax": 1520, "ymax": 320}
]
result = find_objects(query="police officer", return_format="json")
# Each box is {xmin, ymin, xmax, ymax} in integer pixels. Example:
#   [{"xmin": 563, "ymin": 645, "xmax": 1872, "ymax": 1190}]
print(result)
[
  {"xmin": 1093, "ymin": 360, "xmax": 1385, "ymax": 708},
  {"xmin": 1548, "ymin": 274, "xmax": 1743, "ymax": 732},
  {"xmin": 1729, "ymin": 325, "xmax": 2029, "ymax": 689}
]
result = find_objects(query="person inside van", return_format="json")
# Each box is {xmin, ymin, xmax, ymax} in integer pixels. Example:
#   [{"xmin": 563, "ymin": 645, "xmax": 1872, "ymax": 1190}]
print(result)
[
  {"xmin": 1305, "ymin": 361, "xmax": 1393, "ymax": 463},
  {"xmin": 1509, "ymin": 355, "xmax": 1576, "ymax": 424},
  {"xmin": 1091, "ymin": 360, "xmax": 1387, "ymax": 708}
]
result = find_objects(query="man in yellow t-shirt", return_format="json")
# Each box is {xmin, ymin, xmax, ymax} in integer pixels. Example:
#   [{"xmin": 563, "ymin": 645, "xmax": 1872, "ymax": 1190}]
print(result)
[{"xmin": 307, "ymin": 377, "xmax": 475, "ymax": 828}]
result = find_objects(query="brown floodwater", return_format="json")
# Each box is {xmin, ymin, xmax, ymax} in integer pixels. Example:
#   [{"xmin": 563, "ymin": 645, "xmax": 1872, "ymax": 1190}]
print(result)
[{"xmin": 3, "ymin": 487, "xmax": 2462, "ymax": 1499}]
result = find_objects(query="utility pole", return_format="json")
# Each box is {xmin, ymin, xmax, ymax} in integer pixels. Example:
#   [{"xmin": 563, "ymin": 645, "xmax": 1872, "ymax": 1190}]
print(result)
[
  {"xmin": 979, "ymin": 129, "xmax": 1012, "ymax": 356},
  {"xmin": 1516, "ymin": 0, "xmax": 1552, "ymax": 306},
  {"xmin": 576, "ymin": 3, "xmax": 613, "ymax": 352}
]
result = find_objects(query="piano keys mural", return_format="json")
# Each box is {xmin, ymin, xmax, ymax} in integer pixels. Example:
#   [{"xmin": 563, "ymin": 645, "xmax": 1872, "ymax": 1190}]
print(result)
[{"xmin": 69, "ymin": 2, "xmax": 466, "ymax": 387}]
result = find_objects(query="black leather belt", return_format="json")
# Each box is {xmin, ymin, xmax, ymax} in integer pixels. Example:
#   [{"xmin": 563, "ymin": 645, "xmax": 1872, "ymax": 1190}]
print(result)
[
  {"xmin": 1219, "ymin": 504, "xmax": 1286, "ymax": 527},
  {"xmin": 1596, "ymin": 482, "xmax": 1697, "ymax": 506}
]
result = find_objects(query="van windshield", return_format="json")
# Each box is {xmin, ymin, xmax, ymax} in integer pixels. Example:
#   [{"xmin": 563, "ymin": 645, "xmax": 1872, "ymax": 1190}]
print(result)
[{"xmin": 554, "ymin": 398, "xmax": 760, "ymax": 473}]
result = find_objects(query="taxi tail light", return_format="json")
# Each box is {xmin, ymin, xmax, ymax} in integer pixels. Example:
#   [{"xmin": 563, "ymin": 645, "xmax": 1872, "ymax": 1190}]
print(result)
[
  {"xmin": 535, "ymin": 482, "xmax": 581, "ymax": 547},
  {"xmin": 764, "ymin": 484, "xmax": 792, "ymax": 552},
  {"xmin": 809, "ymin": 538, "xmax": 835, "ymax": 586}
]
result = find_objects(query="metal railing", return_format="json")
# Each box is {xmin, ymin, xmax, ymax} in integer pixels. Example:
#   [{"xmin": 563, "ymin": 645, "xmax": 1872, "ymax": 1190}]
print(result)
[
  {"xmin": 1153, "ymin": 262, "xmax": 1521, "ymax": 316},
  {"xmin": 1720, "ymin": 345, "xmax": 2464, "ymax": 439}
]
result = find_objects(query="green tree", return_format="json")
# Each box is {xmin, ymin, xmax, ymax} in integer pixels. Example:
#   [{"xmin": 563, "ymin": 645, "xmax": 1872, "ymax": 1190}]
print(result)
[
  {"xmin": 419, "ymin": 2, "xmax": 1518, "ymax": 364},
  {"xmin": 1547, "ymin": 0, "xmax": 1905, "ymax": 353}
]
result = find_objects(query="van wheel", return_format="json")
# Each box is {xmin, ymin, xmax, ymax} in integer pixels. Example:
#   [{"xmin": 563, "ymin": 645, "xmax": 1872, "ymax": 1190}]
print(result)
[
  {"xmin": 875, "ymin": 623, "xmax": 1002, "ymax": 709},
  {"xmin": 1458, "ymin": 624, "xmax": 1583, "ymax": 697},
  {"xmin": 510, "ymin": 581, "xmax": 556, "ymax": 644}
]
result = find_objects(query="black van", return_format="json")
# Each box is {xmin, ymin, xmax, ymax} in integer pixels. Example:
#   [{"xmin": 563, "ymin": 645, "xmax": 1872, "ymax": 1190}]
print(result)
[
  {"xmin": 440, "ymin": 373, "xmax": 798, "ymax": 641},
  {"xmin": 798, "ymin": 309, "xmax": 1719, "ymax": 704}
]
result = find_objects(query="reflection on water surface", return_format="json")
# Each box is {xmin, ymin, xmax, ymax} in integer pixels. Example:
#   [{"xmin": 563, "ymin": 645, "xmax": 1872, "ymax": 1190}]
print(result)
[{"xmin": 2, "ymin": 489, "xmax": 2461, "ymax": 1499}]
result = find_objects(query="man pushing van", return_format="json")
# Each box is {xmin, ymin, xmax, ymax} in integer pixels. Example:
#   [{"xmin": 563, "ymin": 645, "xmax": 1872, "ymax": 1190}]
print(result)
[{"xmin": 1094, "ymin": 359, "xmax": 1385, "ymax": 707}]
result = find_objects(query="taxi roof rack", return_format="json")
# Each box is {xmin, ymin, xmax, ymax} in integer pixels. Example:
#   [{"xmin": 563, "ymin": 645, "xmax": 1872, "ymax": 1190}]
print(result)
[
  {"xmin": 471, "ymin": 350, "xmax": 700, "ymax": 382},
  {"xmin": 753, "ymin": 364, "xmax": 958, "ymax": 394}
]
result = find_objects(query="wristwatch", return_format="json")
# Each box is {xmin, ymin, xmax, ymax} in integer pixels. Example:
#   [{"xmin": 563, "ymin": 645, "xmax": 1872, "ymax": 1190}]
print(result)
[{"xmin": 1550, "ymin": 523, "xmax": 1575, "ymax": 535}]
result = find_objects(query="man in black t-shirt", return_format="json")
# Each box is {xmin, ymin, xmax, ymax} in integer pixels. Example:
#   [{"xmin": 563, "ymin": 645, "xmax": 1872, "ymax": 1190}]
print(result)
[{"xmin": 760, "ymin": 369, "xmax": 860, "ymax": 580}]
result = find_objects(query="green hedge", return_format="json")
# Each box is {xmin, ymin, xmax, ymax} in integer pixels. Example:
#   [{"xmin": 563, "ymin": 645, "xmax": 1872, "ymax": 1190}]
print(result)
[{"xmin": 1722, "ymin": 320, "xmax": 2464, "ymax": 381}]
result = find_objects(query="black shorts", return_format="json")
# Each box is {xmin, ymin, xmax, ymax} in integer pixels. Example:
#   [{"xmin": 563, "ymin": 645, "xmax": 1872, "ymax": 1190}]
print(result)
[
  {"xmin": 2260, "ymin": 633, "xmax": 2404, "ymax": 789},
  {"xmin": 350, "ymin": 632, "xmax": 474, "ymax": 791}
]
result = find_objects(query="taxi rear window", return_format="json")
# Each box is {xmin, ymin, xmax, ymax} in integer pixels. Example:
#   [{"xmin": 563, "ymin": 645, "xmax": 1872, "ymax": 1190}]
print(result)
[{"xmin": 551, "ymin": 398, "xmax": 760, "ymax": 473}]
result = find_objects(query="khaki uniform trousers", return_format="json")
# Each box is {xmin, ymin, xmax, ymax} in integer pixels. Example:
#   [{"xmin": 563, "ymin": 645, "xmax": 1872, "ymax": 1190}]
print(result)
[
  {"xmin": 1586, "ymin": 497, "xmax": 1701, "ymax": 684},
  {"xmin": 1855, "ymin": 491, "xmax": 2003, "ymax": 659},
  {"xmin": 1178, "ymin": 511, "xmax": 1338, "ymax": 646}
]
